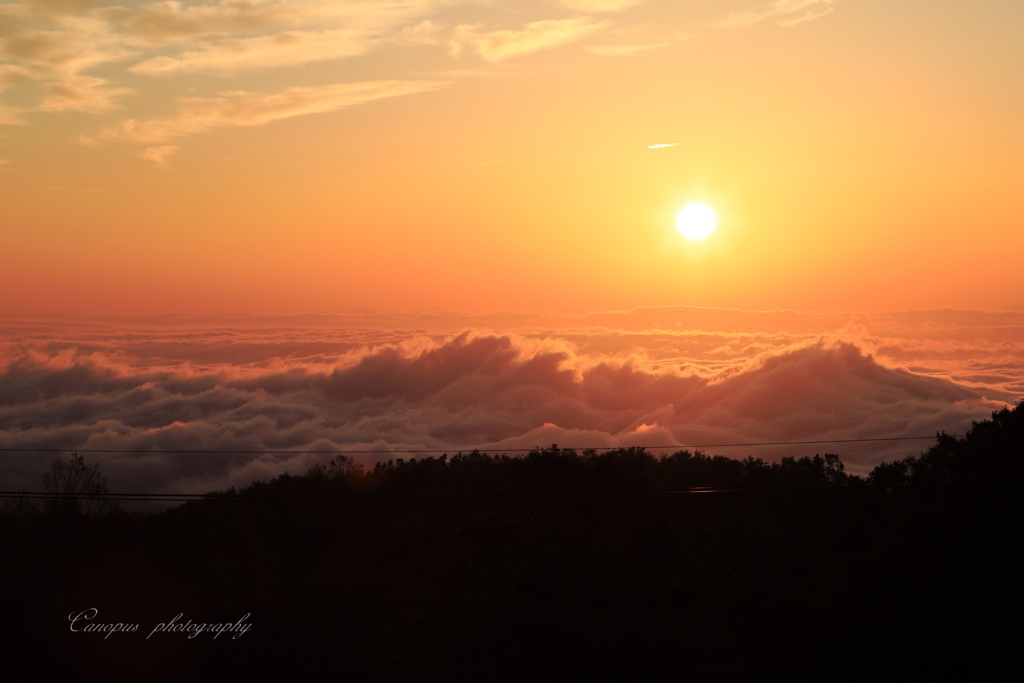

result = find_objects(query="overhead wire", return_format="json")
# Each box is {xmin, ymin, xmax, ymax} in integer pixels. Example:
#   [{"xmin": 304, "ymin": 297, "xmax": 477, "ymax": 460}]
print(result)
[{"xmin": 0, "ymin": 434, "xmax": 946, "ymax": 456}]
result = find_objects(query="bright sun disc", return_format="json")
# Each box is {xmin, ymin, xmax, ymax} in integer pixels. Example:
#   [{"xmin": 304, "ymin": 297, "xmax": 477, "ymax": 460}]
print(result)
[{"xmin": 676, "ymin": 202, "xmax": 717, "ymax": 240}]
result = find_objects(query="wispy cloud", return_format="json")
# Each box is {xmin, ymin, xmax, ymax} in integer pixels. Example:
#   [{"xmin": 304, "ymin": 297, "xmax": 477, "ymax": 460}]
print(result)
[
  {"xmin": 0, "ymin": 106, "xmax": 26, "ymax": 126},
  {"xmin": 0, "ymin": 64, "xmax": 33, "ymax": 88},
  {"xmin": 647, "ymin": 142, "xmax": 680, "ymax": 149},
  {"xmin": 140, "ymin": 145, "xmax": 180, "ymax": 169},
  {"xmin": 16, "ymin": 0, "xmax": 105, "ymax": 15},
  {"xmin": 388, "ymin": 19, "xmax": 445, "ymax": 47},
  {"xmin": 119, "ymin": 0, "xmax": 456, "ymax": 46},
  {"xmin": 0, "ymin": 0, "xmax": 666, "ymax": 151},
  {"xmin": 121, "ymin": 0, "xmax": 292, "ymax": 45},
  {"xmin": 38, "ymin": 74, "xmax": 133, "ymax": 113},
  {"xmin": 717, "ymin": 0, "xmax": 841, "ymax": 29},
  {"xmin": 88, "ymin": 79, "xmax": 448, "ymax": 144},
  {"xmin": 585, "ymin": 41, "xmax": 669, "ymax": 57},
  {"xmin": 129, "ymin": 28, "xmax": 376, "ymax": 75},
  {"xmin": 0, "ymin": 0, "xmax": 447, "ymax": 124},
  {"xmin": 556, "ymin": 0, "xmax": 647, "ymax": 11},
  {"xmin": 452, "ymin": 17, "xmax": 609, "ymax": 63},
  {"xmin": 0, "ymin": 15, "xmax": 135, "ymax": 74},
  {"xmin": 0, "ymin": 12, "xmax": 136, "ymax": 114}
]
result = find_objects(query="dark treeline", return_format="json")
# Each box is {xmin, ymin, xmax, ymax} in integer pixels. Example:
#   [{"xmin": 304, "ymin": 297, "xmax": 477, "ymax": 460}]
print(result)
[
  {"xmin": 235, "ymin": 446, "xmax": 852, "ymax": 498},
  {"xmin": 4, "ymin": 402, "xmax": 1022, "ymax": 681}
]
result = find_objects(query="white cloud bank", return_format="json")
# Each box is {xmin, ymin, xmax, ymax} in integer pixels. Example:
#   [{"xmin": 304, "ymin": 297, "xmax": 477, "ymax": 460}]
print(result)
[{"xmin": 1, "ymin": 308, "xmax": 1018, "ymax": 497}]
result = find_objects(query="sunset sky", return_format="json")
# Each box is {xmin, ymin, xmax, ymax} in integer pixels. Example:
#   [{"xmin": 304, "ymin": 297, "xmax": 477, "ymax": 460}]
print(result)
[
  {"xmin": 2, "ymin": 0, "xmax": 1022, "ymax": 315},
  {"xmin": 2, "ymin": 1, "xmax": 1023, "ymax": 495}
]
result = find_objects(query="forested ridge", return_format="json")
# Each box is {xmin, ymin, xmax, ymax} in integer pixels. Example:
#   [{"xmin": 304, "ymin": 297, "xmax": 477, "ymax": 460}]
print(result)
[{"xmin": 4, "ymin": 402, "xmax": 1022, "ymax": 681}]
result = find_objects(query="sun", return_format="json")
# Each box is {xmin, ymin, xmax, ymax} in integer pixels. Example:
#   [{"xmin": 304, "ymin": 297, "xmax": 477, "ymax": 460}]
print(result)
[{"xmin": 676, "ymin": 202, "xmax": 718, "ymax": 240}]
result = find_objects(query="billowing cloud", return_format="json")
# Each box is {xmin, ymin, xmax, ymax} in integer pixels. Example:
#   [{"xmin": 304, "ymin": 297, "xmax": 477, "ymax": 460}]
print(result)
[
  {"xmin": 1, "ymin": 309, "xmax": 1019, "ymax": 500},
  {"xmin": 452, "ymin": 17, "xmax": 609, "ymax": 63},
  {"xmin": 89, "ymin": 79, "xmax": 447, "ymax": 143},
  {"xmin": 717, "ymin": 0, "xmax": 840, "ymax": 29}
]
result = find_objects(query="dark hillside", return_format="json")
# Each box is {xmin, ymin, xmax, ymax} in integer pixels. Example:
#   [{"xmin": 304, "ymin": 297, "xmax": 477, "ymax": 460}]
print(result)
[{"xmin": 4, "ymin": 402, "xmax": 1022, "ymax": 681}]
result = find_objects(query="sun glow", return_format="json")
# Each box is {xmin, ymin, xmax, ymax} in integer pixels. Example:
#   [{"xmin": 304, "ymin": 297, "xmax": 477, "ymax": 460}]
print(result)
[{"xmin": 676, "ymin": 202, "xmax": 718, "ymax": 240}]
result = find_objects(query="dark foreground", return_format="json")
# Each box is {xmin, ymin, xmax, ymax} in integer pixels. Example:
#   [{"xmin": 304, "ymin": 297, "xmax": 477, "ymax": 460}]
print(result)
[{"xmin": 4, "ymin": 403, "xmax": 1023, "ymax": 681}]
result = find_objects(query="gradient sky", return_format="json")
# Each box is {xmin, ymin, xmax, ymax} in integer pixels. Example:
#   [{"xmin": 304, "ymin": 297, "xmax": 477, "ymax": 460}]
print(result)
[
  {"xmin": 2, "ymin": 0, "xmax": 1022, "ymax": 315},
  {"xmin": 3, "ymin": 2, "xmax": 1024, "ymax": 496}
]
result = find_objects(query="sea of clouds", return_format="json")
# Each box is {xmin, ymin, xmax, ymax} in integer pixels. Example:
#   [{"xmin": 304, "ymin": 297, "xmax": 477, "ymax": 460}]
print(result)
[{"xmin": 2, "ymin": 307, "xmax": 1021, "ymax": 498}]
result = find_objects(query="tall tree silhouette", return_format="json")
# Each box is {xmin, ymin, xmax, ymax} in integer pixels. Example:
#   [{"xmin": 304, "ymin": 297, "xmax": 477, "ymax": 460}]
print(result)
[{"xmin": 41, "ymin": 451, "xmax": 120, "ymax": 516}]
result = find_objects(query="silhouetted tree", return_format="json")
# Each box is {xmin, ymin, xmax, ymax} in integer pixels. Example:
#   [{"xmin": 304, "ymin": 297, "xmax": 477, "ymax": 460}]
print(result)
[{"xmin": 41, "ymin": 451, "xmax": 120, "ymax": 516}]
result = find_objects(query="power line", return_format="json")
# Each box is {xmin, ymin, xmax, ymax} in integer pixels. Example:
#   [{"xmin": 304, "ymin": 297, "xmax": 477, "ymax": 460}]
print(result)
[
  {"xmin": 0, "ymin": 434, "xmax": 946, "ymax": 456},
  {"xmin": 0, "ymin": 484, "xmax": 868, "ymax": 503}
]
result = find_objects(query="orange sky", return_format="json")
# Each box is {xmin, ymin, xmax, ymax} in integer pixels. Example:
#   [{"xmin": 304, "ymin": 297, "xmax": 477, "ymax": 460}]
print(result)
[{"xmin": 2, "ymin": 0, "xmax": 1022, "ymax": 315}]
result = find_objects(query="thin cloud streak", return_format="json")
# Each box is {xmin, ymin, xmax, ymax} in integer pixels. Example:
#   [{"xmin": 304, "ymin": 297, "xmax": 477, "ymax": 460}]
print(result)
[
  {"xmin": 388, "ymin": 19, "xmax": 445, "ymax": 46},
  {"xmin": 0, "ymin": 0, "xmax": 849, "ymax": 136},
  {"xmin": 0, "ymin": 11, "xmax": 136, "ymax": 115},
  {"xmin": 129, "ymin": 28, "xmax": 376, "ymax": 75},
  {"xmin": 585, "ymin": 42, "xmax": 669, "ymax": 56},
  {"xmin": 716, "ymin": 0, "xmax": 841, "ymax": 29},
  {"xmin": 37, "ymin": 74, "xmax": 133, "ymax": 112},
  {"xmin": 0, "ymin": 0, "xmax": 700, "ymax": 159},
  {"xmin": 118, "ymin": 0, "xmax": 454, "ymax": 45},
  {"xmin": 0, "ymin": 1, "xmax": 462, "ymax": 132},
  {"xmin": 140, "ymin": 144, "xmax": 180, "ymax": 168},
  {"xmin": 452, "ymin": 17, "xmax": 609, "ymax": 63},
  {"xmin": 556, "ymin": 0, "xmax": 647, "ymax": 11},
  {"xmin": 88, "ymin": 79, "xmax": 448, "ymax": 143},
  {"xmin": 121, "ymin": 0, "xmax": 297, "ymax": 44}
]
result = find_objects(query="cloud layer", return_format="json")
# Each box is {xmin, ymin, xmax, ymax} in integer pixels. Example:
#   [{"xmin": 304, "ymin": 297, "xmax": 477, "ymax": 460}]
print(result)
[{"xmin": 2, "ymin": 308, "xmax": 1019, "ymax": 499}]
